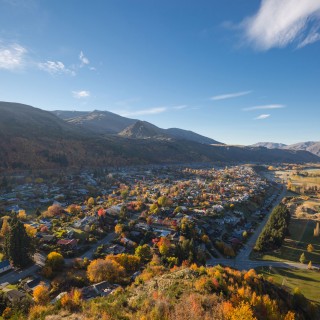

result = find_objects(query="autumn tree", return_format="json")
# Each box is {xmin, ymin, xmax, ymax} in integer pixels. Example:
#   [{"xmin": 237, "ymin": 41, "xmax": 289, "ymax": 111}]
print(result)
[
  {"xmin": 149, "ymin": 203, "xmax": 160, "ymax": 215},
  {"xmin": 135, "ymin": 244, "xmax": 153, "ymax": 263},
  {"xmin": 24, "ymin": 224, "xmax": 37, "ymax": 237},
  {"xmin": 307, "ymin": 244, "xmax": 314, "ymax": 252},
  {"xmin": 68, "ymin": 204, "xmax": 81, "ymax": 215},
  {"xmin": 33, "ymin": 283, "xmax": 50, "ymax": 305},
  {"xmin": 157, "ymin": 196, "xmax": 168, "ymax": 207},
  {"xmin": 46, "ymin": 204, "xmax": 63, "ymax": 217},
  {"xmin": 107, "ymin": 254, "xmax": 140, "ymax": 274},
  {"xmin": 229, "ymin": 301, "xmax": 257, "ymax": 320},
  {"xmin": 87, "ymin": 197, "xmax": 95, "ymax": 207},
  {"xmin": 46, "ymin": 251, "xmax": 64, "ymax": 271},
  {"xmin": 0, "ymin": 217, "xmax": 10, "ymax": 238},
  {"xmin": 87, "ymin": 258, "xmax": 125, "ymax": 283},
  {"xmin": 115, "ymin": 223, "xmax": 124, "ymax": 235},
  {"xmin": 157, "ymin": 237, "xmax": 170, "ymax": 256},
  {"xmin": 61, "ymin": 288, "xmax": 82, "ymax": 311},
  {"xmin": 17, "ymin": 210, "xmax": 27, "ymax": 221}
]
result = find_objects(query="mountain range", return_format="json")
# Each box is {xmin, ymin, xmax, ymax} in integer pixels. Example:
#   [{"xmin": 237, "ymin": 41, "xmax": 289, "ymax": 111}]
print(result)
[
  {"xmin": 52, "ymin": 110, "xmax": 222, "ymax": 144},
  {"xmin": 0, "ymin": 101, "xmax": 319, "ymax": 171},
  {"xmin": 251, "ymin": 141, "xmax": 320, "ymax": 157}
]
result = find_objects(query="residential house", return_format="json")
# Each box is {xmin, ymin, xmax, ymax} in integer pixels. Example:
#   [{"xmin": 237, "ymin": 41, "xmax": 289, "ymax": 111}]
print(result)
[
  {"xmin": 57, "ymin": 239, "xmax": 78, "ymax": 250},
  {"xmin": 6, "ymin": 290, "xmax": 26, "ymax": 303},
  {"xmin": 0, "ymin": 260, "xmax": 11, "ymax": 274}
]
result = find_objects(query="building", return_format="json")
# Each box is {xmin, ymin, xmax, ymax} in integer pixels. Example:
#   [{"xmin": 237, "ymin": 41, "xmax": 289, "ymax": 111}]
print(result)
[{"xmin": 0, "ymin": 260, "xmax": 12, "ymax": 274}]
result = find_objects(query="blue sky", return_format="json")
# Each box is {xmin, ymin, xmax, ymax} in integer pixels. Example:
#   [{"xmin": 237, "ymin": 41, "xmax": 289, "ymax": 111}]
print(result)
[{"xmin": 0, "ymin": 0, "xmax": 319, "ymax": 145}]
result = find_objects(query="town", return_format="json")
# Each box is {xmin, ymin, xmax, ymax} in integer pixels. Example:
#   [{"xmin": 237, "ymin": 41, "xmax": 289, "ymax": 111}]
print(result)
[{"xmin": 0, "ymin": 164, "xmax": 284, "ymax": 316}]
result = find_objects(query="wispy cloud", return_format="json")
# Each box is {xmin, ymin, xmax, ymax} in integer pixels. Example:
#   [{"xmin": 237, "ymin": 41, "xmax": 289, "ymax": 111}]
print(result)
[
  {"xmin": 38, "ymin": 60, "xmax": 75, "ymax": 76},
  {"xmin": 243, "ymin": 104, "xmax": 285, "ymax": 111},
  {"xmin": 173, "ymin": 105, "xmax": 187, "ymax": 110},
  {"xmin": 120, "ymin": 107, "xmax": 168, "ymax": 117},
  {"xmin": 72, "ymin": 90, "xmax": 90, "ymax": 98},
  {"xmin": 255, "ymin": 114, "xmax": 270, "ymax": 120},
  {"xmin": 241, "ymin": 0, "xmax": 320, "ymax": 50},
  {"xmin": 211, "ymin": 90, "xmax": 252, "ymax": 101},
  {"xmin": 79, "ymin": 51, "xmax": 89, "ymax": 66},
  {"xmin": 0, "ymin": 43, "xmax": 27, "ymax": 70}
]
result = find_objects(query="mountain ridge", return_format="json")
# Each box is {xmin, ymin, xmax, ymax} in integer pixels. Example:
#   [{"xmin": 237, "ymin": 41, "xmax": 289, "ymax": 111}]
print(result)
[
  {"xmin": 0, "ymin": 102, "xmax": 319, "ymax": 171},
  {"xmin": 52, "ymin": 110, "xmax": 223, "ymax": 145},
  {"xmin": 251, "ymin": 141, "xmax": 320, "ymax": 156}
]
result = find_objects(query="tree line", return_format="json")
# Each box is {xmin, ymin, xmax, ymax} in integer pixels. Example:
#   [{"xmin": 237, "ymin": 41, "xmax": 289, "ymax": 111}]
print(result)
[{"xmin": 254, "ymin": 203, "xmax": 290, "ymax": 252}]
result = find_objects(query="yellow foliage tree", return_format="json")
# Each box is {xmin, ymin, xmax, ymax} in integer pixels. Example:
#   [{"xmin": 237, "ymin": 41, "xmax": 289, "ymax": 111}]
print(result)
[
  {"xmin": 87, "ymin": 258, "xmax": 125, "ymax": 283},
  {"xmin": 33, "ymin": 283, "xmax": 50, "ymax": 305},
  {"xmin": 0, "ymin": 217, "xmax": 10, "ymax": 238},
  {"xmin": 61, "ymin": 288, "xmax": 82, "ymax": 311},
  {"xmin": 25, "ymin": 224, "xmax": 37, "ymax": 237},
  {"xmin": 87, "ymin": 197, "xmax": 95, "ymax": 207},
  {"xmin": 18, "ymin": 210, "xmax": 27, "ymax": 221},
  {"xmin": 307, "ymin": 244, "xmax": 314, "ymax": 252},
  {"xmin": 230, "ymin": 302, "xmax": 257, "ymax": 320},
  {"xmin": 47, "ymin": 251, "xmax": 64, "ymax": 271},
  {"xmin": 107, "ymin": 254, "xmax": 140, "ymax": 274},
  {"xmin": 115, "ymin": 223, "xmax": 124, "ymax": 235},
  {"xmin": 284, "ymin": 311, "xmax": 296, "ymax": 320}
]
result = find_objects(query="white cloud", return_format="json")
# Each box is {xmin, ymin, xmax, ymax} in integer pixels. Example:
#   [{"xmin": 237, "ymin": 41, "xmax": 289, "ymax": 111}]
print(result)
[
  {"xmin": 38, "ymin": 60, "xmax": 75, "ymax": 76},
  {"xmin": 72, "ymin": 90, "xmax": 90, "ymax": 98},
  {"xmin": 120, "ymin": 107, "xmax": 167, "ymax": 117},
  {"xmin": 243, "ymin": 104, "xmax": 285, "ymax": 111},
  {"xmin": 173, "ymin": 105, "xmax": 187, "ymax": 110},
  {"xmin": 0, "ymin": 43, "xmax": 27, "ymax": 70},
  {"xmin": 255, "ymin": 114, "xmax": 270, "ymax": 120},
  {"xmin": 242, "ymin": 0, "xmax": 320, "ymax": 50},
  {"xmin": 211, "ymin": 90, "xmax": 252, "ymax": 101},
  {"xmin": 79, "ymin": 51, "xmax": 89, "ymax": 66}
]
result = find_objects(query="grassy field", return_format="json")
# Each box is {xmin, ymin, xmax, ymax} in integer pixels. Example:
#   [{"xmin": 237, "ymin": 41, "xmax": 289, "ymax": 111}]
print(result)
[
  {"xmin": 254, "ymin": 218, "xmax": 320, "ymax": 264},
  {"xmin": 256, "ymin": 267, "xmax": 320, "ymax": 303}
]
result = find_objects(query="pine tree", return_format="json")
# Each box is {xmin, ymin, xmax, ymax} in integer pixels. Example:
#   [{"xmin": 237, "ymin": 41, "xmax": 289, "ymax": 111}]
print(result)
[
  {"xmin": 35, "ymin": 208, "xmax": 41, "ymax": 217},
  {"xmin": 5, "ymin": 214, "xmax": 33, "ymax": 268}
]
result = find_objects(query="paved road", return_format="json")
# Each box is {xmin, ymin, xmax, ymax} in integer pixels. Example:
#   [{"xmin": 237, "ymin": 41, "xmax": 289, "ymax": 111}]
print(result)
[
  {"xmin": 0, "ymin": 264, "xmax": 40, "ymax": 285},
  {"xmin": 205, "ymin": 184, "xmax": 314, "ymax": 271},
  {"xmin": 237, "ymin": 185, "xmax": 287, "ymax": 261},
  {"xmin": 1, "ymin": 232, "xmax": 117, "ymax": 284},
  {"xmin": 79, "ymin": 232, "xmax": 116, "ymax": 260}
]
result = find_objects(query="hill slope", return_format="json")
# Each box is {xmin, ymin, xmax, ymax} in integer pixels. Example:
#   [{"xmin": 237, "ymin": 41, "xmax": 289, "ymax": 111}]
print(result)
[
  {"xmin": 53, "ymin": 110, "xmax": 137, "ymax": 134},
  {"xmin": 53, "ymin": 109, "xmax": 223, "ymax": 144},
  {"xmin": 0, "ymin": 102, "xmax": 319, "ymax": 171},
  {"xmin": 284, "ymin": 141, "xmax": 320, "ymax": 156},
  {"xmin": 251, "ymin": 142, "xmax": 287, "ymax": 149},
  {"xmin": 24, "ymin": 266, "xmax": 319, "ymax": 319},
  {"xmin": 252, "ymin": 141, "xmax": 320, "ymax": 157},
  {"xmin": 118, "ymin": 120, "xmax": 170, "ymax": 140}
]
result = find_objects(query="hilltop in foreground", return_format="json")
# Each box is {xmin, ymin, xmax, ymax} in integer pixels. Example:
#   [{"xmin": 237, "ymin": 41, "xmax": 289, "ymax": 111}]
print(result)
[
  {"xmin": 0, "ymin": 101, "xmax": 319, "ymax": 171},
  {"xmin": 26, "ymin": 266, "xmax": 317, "ymax": 320}
]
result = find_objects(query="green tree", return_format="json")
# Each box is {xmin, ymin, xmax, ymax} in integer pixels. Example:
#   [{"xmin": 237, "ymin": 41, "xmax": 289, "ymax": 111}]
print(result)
[
  {"xmin": 299, "ymin": 252, "xmax": 306, "ymax": 264},
  {"xmin": 135, "ymin": 244, "xmax": 153, "ymax": 263},
  {"xmin": 35, "ymin": 208, "xmax": 42, "ymax": 217},
  {"xmin": 5, "ymin": 214, "xmax": 33, "ymax": 268}
]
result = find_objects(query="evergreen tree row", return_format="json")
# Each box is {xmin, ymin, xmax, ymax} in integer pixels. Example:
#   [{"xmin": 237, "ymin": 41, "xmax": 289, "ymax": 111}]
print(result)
[{"xmin": 254, "ymin": 203, "xmax": 290, "ymax": 252}]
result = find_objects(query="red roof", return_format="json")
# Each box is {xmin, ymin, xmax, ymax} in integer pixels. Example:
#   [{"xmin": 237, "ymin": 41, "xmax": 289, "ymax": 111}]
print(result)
[{"xmin": 57, "ymin": 239, "xmax": 78, "ymax": 246}]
